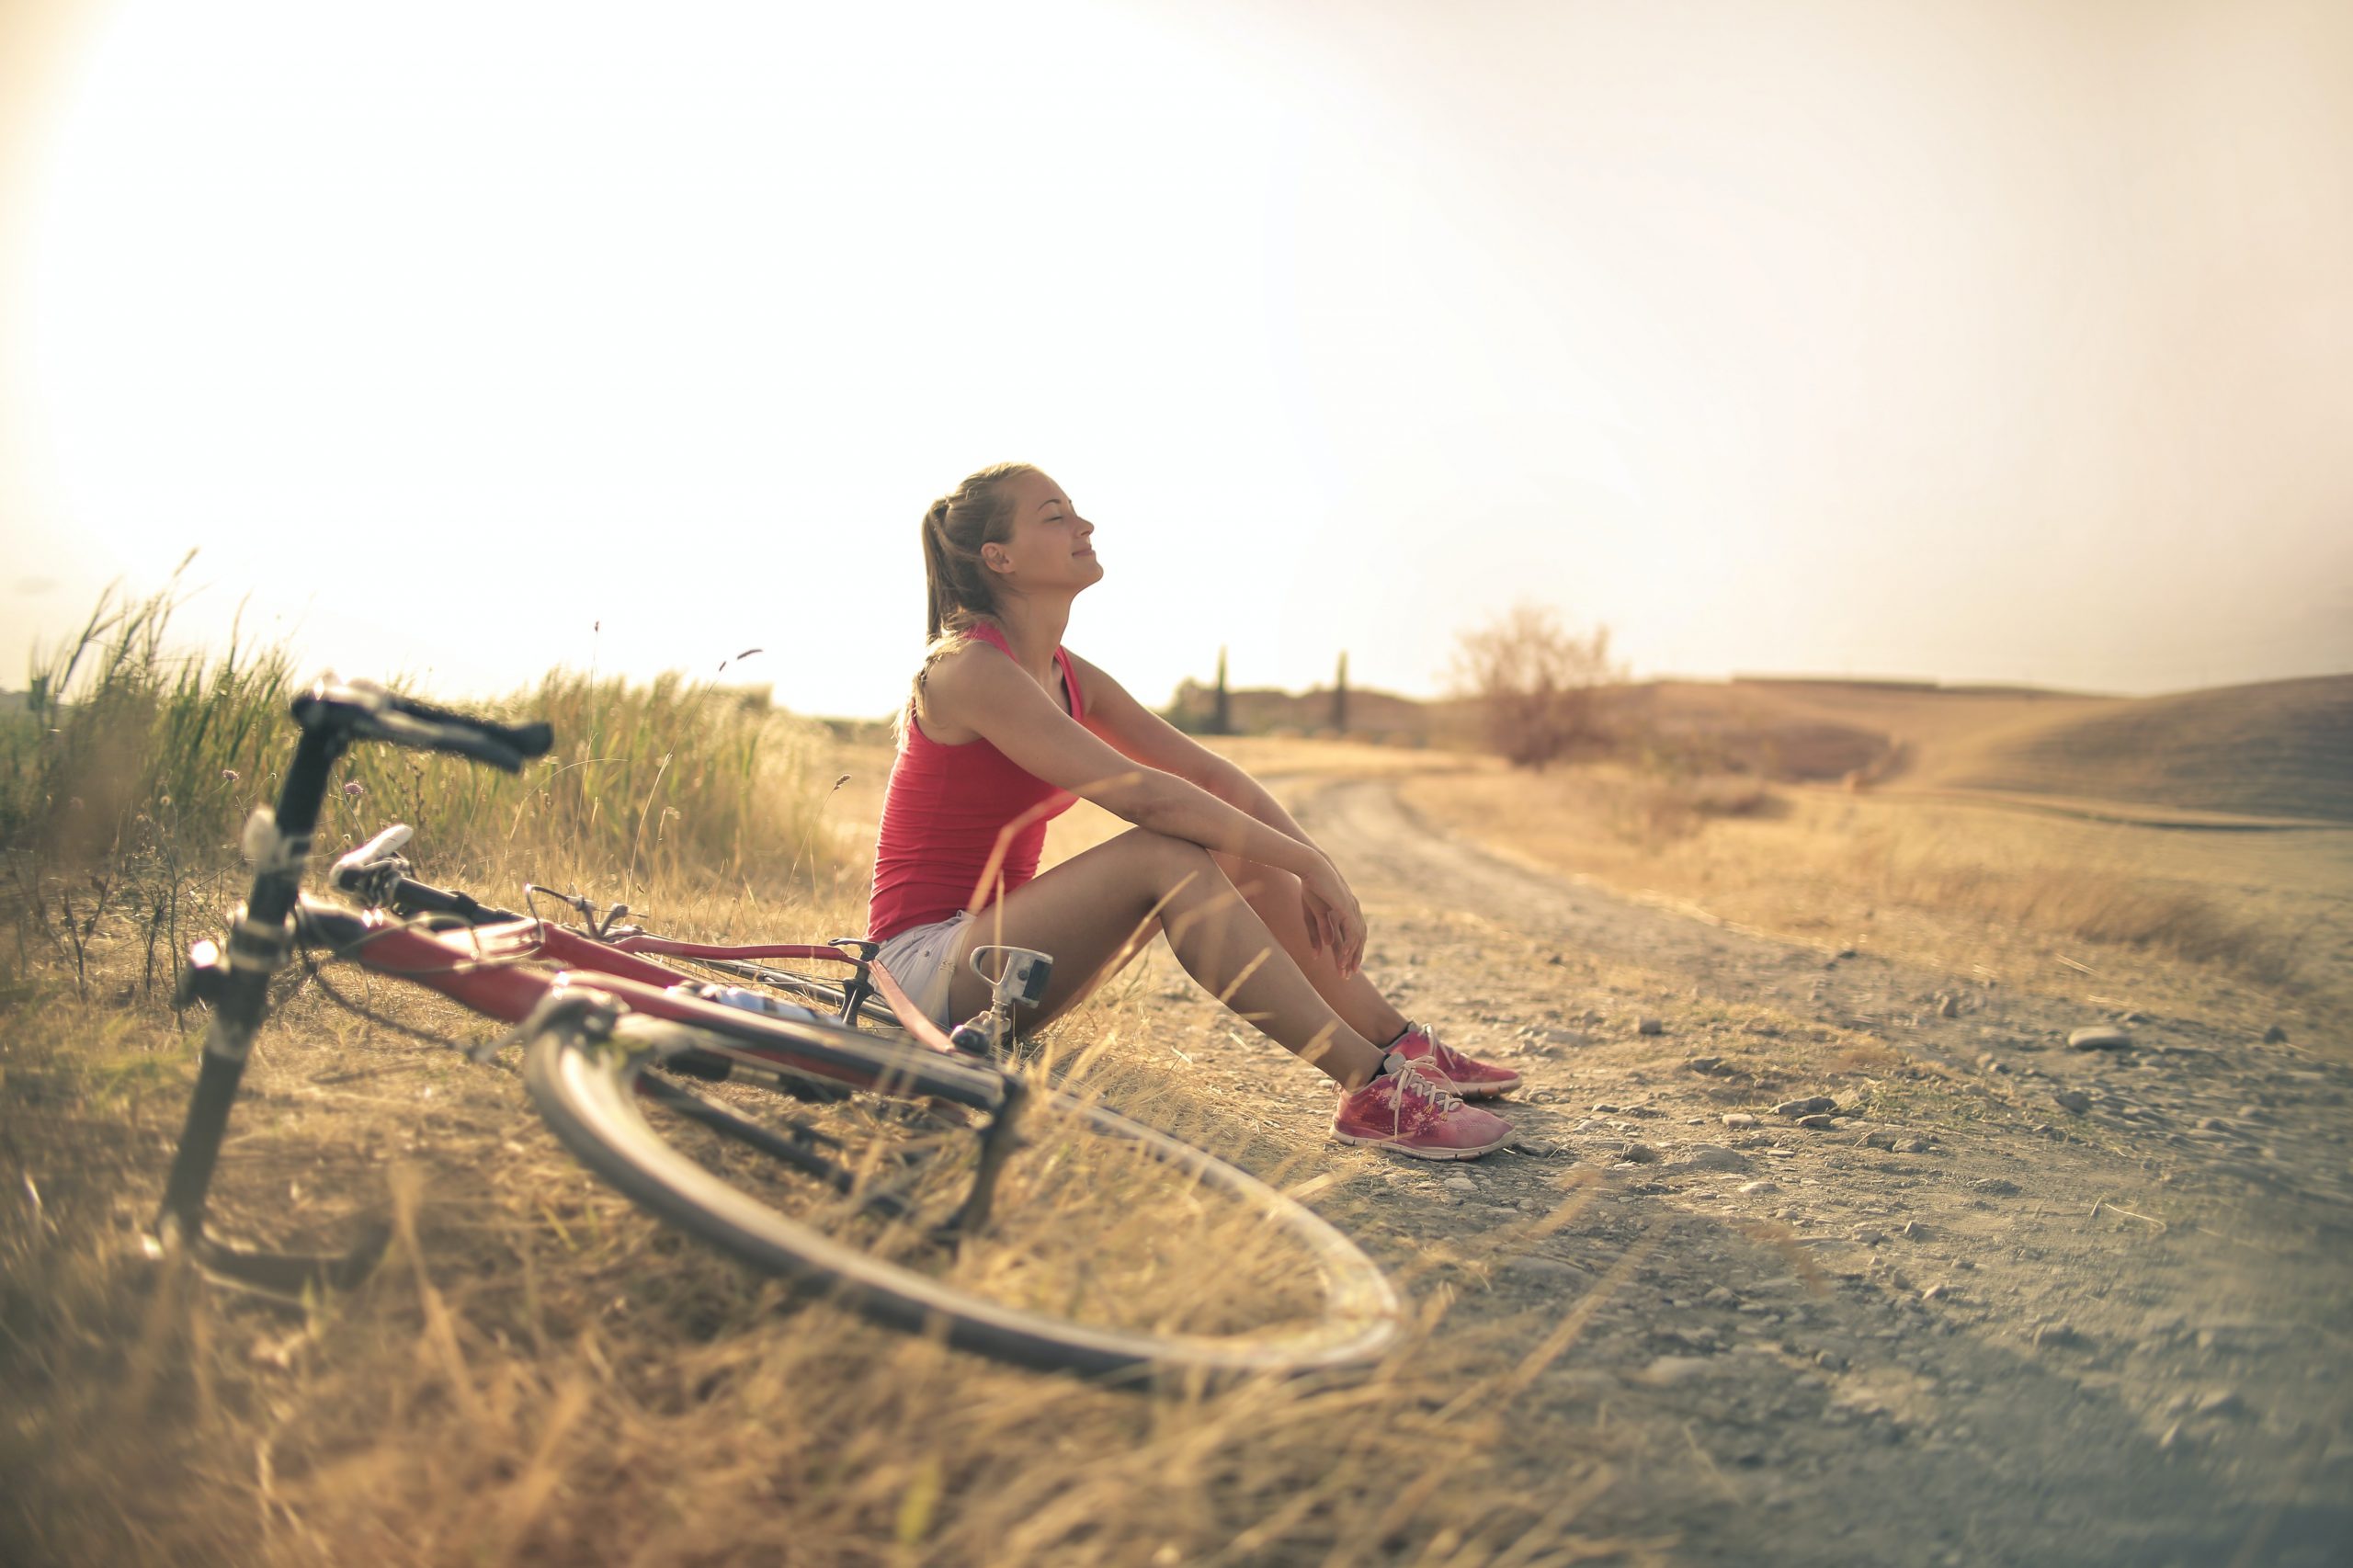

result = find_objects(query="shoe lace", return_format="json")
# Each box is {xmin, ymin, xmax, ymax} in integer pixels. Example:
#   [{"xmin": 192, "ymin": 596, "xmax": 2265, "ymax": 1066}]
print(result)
[{"xmin": 1376, "ymin": 1058, "xmax": 1465, "ymax": 1133}]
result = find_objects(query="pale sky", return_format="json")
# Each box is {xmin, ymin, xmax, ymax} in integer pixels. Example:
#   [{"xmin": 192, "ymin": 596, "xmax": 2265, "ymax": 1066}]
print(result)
[{"xmin": 4, "ymin": 0, "xmax": 2348, "ymax": 717}]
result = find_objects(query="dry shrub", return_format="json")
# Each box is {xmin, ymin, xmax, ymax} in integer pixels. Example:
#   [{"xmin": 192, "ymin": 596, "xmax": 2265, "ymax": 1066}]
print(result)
[{"xmin": 1447, "ymin": 605, "xmax": 1621, "ymax": 771}]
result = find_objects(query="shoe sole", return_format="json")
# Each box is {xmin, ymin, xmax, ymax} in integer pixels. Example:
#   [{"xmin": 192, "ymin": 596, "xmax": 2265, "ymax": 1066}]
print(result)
[{"xmin": 1331, "ymin": 1127, "xmax": 1513, "ymax": 1160}]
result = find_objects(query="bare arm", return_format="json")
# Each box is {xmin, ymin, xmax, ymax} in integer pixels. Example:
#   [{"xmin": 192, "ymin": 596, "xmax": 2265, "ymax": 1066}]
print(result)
[
  {"xmin": 1063, "ymin": 650, "xmax": 1320, "ymax": 841},
  {"xmin": 921, "ymin": 645, "xmax": 1365, "ymax": 971},
  {"xmin": 923, "ymin": 646, "xmax": 1320, "ymax": 880}
]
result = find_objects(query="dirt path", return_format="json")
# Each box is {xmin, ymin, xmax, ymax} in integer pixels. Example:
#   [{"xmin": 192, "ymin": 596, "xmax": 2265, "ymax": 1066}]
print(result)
[{"xmin": 1148, "ymin": 772, "xmax": 2353, "ymax": 1566}]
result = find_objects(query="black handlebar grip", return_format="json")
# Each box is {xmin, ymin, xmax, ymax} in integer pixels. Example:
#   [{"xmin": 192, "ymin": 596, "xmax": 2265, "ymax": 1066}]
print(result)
[
  {"xmin": 384, "ymin": 691, "xmax": 554, "ymax": 760},
  {"xmin": 293, "ymin": 679, "xmax": 555, "ymax": 770}
]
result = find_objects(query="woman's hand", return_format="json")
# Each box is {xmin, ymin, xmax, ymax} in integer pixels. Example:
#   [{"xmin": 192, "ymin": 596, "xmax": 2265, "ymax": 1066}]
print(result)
[{"xmin": 1297, "ymin": 853, "xmax": 1367, "ymax": 979}]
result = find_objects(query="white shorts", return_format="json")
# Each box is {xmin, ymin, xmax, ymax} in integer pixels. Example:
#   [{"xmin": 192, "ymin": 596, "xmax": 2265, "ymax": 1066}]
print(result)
[{"xmin": 871, "ymin": 911, "xmax": 973, "ymax": 1031}]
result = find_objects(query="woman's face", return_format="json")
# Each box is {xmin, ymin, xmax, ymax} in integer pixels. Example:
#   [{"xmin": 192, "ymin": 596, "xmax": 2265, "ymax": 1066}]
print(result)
[{"xmin": 985, "ymin": 469, "xmax": 1103, "ymax": 596}]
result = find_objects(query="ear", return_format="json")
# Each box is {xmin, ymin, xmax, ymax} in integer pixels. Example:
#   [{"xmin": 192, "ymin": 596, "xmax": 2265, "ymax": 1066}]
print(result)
[{"xmin": 982, "ymin": 543, "xmax": 1013, "ymax": 574}]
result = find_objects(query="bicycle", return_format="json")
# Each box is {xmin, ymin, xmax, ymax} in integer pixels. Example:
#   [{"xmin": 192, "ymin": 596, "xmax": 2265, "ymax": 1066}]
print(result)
[{"xmin": 151, "ymin": 677, "xmax": 1404, "ymax": 1381}]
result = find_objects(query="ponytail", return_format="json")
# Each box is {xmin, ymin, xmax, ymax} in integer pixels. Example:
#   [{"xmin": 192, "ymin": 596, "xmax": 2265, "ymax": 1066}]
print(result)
[{"xmin": 903, "ymin": 462, "xmax": 1037, "ymax": 734}]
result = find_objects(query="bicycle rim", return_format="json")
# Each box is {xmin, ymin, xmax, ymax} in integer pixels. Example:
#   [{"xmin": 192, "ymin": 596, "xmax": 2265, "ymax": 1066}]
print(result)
[{"xmin": 523, "ymin": 1016, "xmax": 1404, "ymax": 1382}]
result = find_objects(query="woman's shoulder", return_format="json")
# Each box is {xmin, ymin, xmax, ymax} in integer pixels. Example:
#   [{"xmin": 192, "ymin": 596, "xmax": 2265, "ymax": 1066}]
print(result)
[{"xmin": 911, "ymin": 627, "xmax": 1018, "ymax": 740}]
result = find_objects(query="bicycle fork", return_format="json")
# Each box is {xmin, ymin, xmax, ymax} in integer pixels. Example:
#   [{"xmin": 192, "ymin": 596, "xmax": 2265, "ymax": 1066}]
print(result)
[{"xmin": 150, "ymin": 725, "xmax": 388, "ymax": 1301}]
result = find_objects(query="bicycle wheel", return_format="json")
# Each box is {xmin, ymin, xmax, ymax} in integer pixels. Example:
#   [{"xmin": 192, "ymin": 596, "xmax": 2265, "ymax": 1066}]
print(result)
[{"xmin": 522, "ymin": 1009, "xmax": 1404, "ymax": 1381}]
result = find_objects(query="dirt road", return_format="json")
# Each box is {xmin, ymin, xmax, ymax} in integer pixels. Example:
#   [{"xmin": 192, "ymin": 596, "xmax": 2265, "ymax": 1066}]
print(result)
[{"xmin": 1152, "ymin": 771, "xmax": 2353, "ymax": 1566}]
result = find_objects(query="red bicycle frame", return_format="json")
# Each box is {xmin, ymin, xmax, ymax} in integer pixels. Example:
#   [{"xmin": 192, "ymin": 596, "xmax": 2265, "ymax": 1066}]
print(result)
[{"xmin": 298, "ymin": 903, "xmax": 980, "ymax": 1095}]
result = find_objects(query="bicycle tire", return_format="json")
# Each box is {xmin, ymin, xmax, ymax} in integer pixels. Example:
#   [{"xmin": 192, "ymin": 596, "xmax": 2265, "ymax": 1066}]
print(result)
[{"xmin": 522, "ymin": 1012, "xmax": 1404, "ymax": 1381}]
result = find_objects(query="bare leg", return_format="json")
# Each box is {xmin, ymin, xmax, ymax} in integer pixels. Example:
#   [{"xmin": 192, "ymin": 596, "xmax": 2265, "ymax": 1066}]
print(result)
[
  {"xmin": 1211, "ymin": 851, "xmax": 1409, "ymax": 1047},
  {"xmin": 944, "ymin": 829, "xmax": 1388, "ymax": 1090}
]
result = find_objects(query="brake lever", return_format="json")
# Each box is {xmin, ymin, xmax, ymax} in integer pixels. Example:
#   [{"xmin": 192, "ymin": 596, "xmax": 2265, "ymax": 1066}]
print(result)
[{"xmin": 329, "ymin": 824, "xmax": 416, "ymax": 898}]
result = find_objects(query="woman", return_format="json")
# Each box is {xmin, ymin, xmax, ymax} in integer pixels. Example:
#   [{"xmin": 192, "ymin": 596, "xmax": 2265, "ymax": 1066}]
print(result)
[{"xmin": 868, "ymin": 462, "xmax": 1520, "ymax": 1159}]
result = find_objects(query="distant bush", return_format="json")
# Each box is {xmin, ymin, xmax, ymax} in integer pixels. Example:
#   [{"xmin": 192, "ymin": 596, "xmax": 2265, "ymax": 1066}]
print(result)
[{"xmin": 1448, "ymin": 604, "xmax": 1622, "ymax": 770}]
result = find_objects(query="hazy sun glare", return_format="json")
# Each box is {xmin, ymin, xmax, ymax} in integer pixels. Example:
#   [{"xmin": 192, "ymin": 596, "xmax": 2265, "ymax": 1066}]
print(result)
[{"xmin": 4, "ymin": 0, "xmax": 2347, "ymax": 714}]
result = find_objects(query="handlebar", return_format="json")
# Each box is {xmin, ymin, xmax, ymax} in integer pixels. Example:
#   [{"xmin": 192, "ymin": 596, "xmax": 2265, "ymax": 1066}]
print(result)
[{"xmin": 292, "ymin": 676, "xmax": 553, "ymax": 772}]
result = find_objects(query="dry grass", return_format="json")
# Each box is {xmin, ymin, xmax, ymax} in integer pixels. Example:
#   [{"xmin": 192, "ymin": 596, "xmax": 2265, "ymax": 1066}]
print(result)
[
  {"xmin": 0, "ymin": 925, "xmax": 1630, "ymax": 1566},
  {"xmin": 2, "ymin": 600, "xmax": 1637, "ymax": 1566},
  {"xmin": 1402, "ymin": 756, "xmax": 2353, "ymax": 1040}
]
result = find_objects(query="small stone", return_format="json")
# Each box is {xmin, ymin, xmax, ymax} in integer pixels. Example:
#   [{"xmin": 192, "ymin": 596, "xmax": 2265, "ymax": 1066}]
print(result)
[
  {"xmin": 1796, "ymin": 1114, "xmax": 1836, "ymax": 1131},
  {"xmin": 1637, "ymin": 1016, "xmax": 1665, "ymax": 1036},
  {"xmin": 1662, "ymin": 1146, "xmax": 1750, "ymax": 1175},
  {"xmin": 1641, "ymin": 1355, "xmax": 1714, "ymax": 1386},
  {"xmin": 1590, "ymin": 1102, "xmax": 1622, "ymax": 1114},
  {"xmin": 2033, "ymin": 1322, "xmax": 2082, "ymax": 1348},
  {"xmin": 1836, "ymin": 947, "xmax": 1859, "ymax": 960},
  {"xmin": 1815, "ymin": 1349, "xmax": 1847, "ymax": 1370},
  {"xmin": 1774, "ymin": 1096, "xmax": 1836, "ymax": 1118},
  {"xmin": 1443, "ymin": 1176, "xmax": 1477, "ymax": 1195},
  {"xmin": 1722, "ymin": 1113, "xmax": 1759, "ymax": 1130},
  {"xmin": 1550, "ymin": 1369, "xmax": 1620, "ymax": 1398},
  {"xmin": 2068, "ymin": 1027, "xmax": 2132, "ymax": 1051},
  {"xmin": 2052, "ymin": 1088, "xmax": 2092, "ymax": 1114},
  {"xmin": 1541, "ymin": 1028, "xmax": 1587, "ymax": 1047},
  {"xmin": 2195, "ymin": 1388, "xmax": 2246, "ymax": 1418},
  {"xmin": 2263, "ymin": 1025, "xmax": 2288, "ymax": 1044},
  {"xmin": 1920, "ymin": 1284, "xmax": 1948, "ymax": 1302},
  {"xmin": 1901, "ymin": 1220, "xmax": 1926, "ymax": 1239},
  {"xmin": 1546, "ymin": 953, "xmax": 1565, "ymax": 966},
  {"xmin": 1702, "ymin": 1285, "xmax": 1737, "ymax": 1306},
  {"xmin": 1510, "ymin": 1138, "xmax": 1561, "ymax": 1158},
  {"xmin": 1977, "ymin": 1053, "xmax": 2010, "ymax": 1074},
  {"xmin": 1737, "ymin": 1179, "xmax": 1780, "ymax": 1195},
  {"xmin": 1500, "ymin": 1256, "xmax": 1589, "ymax": 1287},
  {"xmin": 1620, "ymin": 1142, "xmax": 1661, "ymax": 1164},
  {"xmin": 1897, "ymin": 1137, "xmax": 1933, "ymax": 1154},
  {"xmin": 1687, "ymin": 1056, "xmax": 1722, "ymax": 1073},
  {"xmin": 1853, "ymin": 1228, "xmax": 1887, "ymax": 1245}
]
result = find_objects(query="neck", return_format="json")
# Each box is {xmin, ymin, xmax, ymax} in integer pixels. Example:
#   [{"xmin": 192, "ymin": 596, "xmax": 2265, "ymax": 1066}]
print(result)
[{"xmin": 987, "ymin": 591, "xmax": 1073, "ymax": 676}]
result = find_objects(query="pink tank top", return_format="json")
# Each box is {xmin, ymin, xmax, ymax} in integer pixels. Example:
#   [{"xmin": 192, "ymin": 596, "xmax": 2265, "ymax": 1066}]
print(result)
[{"xmin": 866, "ymin": 622, "xmax": 1087, "ymax": 943}]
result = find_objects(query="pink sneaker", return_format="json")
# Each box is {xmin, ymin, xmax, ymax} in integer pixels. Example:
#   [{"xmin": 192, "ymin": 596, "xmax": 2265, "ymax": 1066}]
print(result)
[
  {"xmin": 1386, "ymin": 1023, "xmax": 1521, "ymax": 1098},
  {"xmin": 1332, "ymin": 1064, "xmax": 1514, "ymax": 1160}
]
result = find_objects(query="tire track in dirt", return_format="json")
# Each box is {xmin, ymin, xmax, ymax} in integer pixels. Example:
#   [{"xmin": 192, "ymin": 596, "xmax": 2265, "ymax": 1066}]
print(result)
[{"xmin": 1231, "ymin": 772, "xmax": 2353, "ymax": 1567}]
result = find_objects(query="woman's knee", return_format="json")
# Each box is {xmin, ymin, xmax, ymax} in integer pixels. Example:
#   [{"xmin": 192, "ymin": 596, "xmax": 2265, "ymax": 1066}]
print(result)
[{"xmin": 1118, "ymin": 828, "xmax": 1219, "ymax": 892}]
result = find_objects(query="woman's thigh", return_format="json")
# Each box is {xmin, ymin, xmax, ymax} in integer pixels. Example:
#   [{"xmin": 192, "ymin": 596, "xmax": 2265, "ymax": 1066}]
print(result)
[{"xmin": 944, "ymin": 827, "xmax": 1233, "ymax": 1025}]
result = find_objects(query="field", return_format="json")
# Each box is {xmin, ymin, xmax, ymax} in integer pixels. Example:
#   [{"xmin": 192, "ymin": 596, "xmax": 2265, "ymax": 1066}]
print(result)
[{"xmin": 6, "ymin": 616, "xmax": 2351, "ymax": 1565}]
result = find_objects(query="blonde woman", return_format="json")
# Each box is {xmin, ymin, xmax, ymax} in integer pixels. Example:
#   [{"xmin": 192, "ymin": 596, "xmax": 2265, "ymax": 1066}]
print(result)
[{"xmin": 868, "ymin": 463, "xmax": 1518, "ymax": 1159}]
